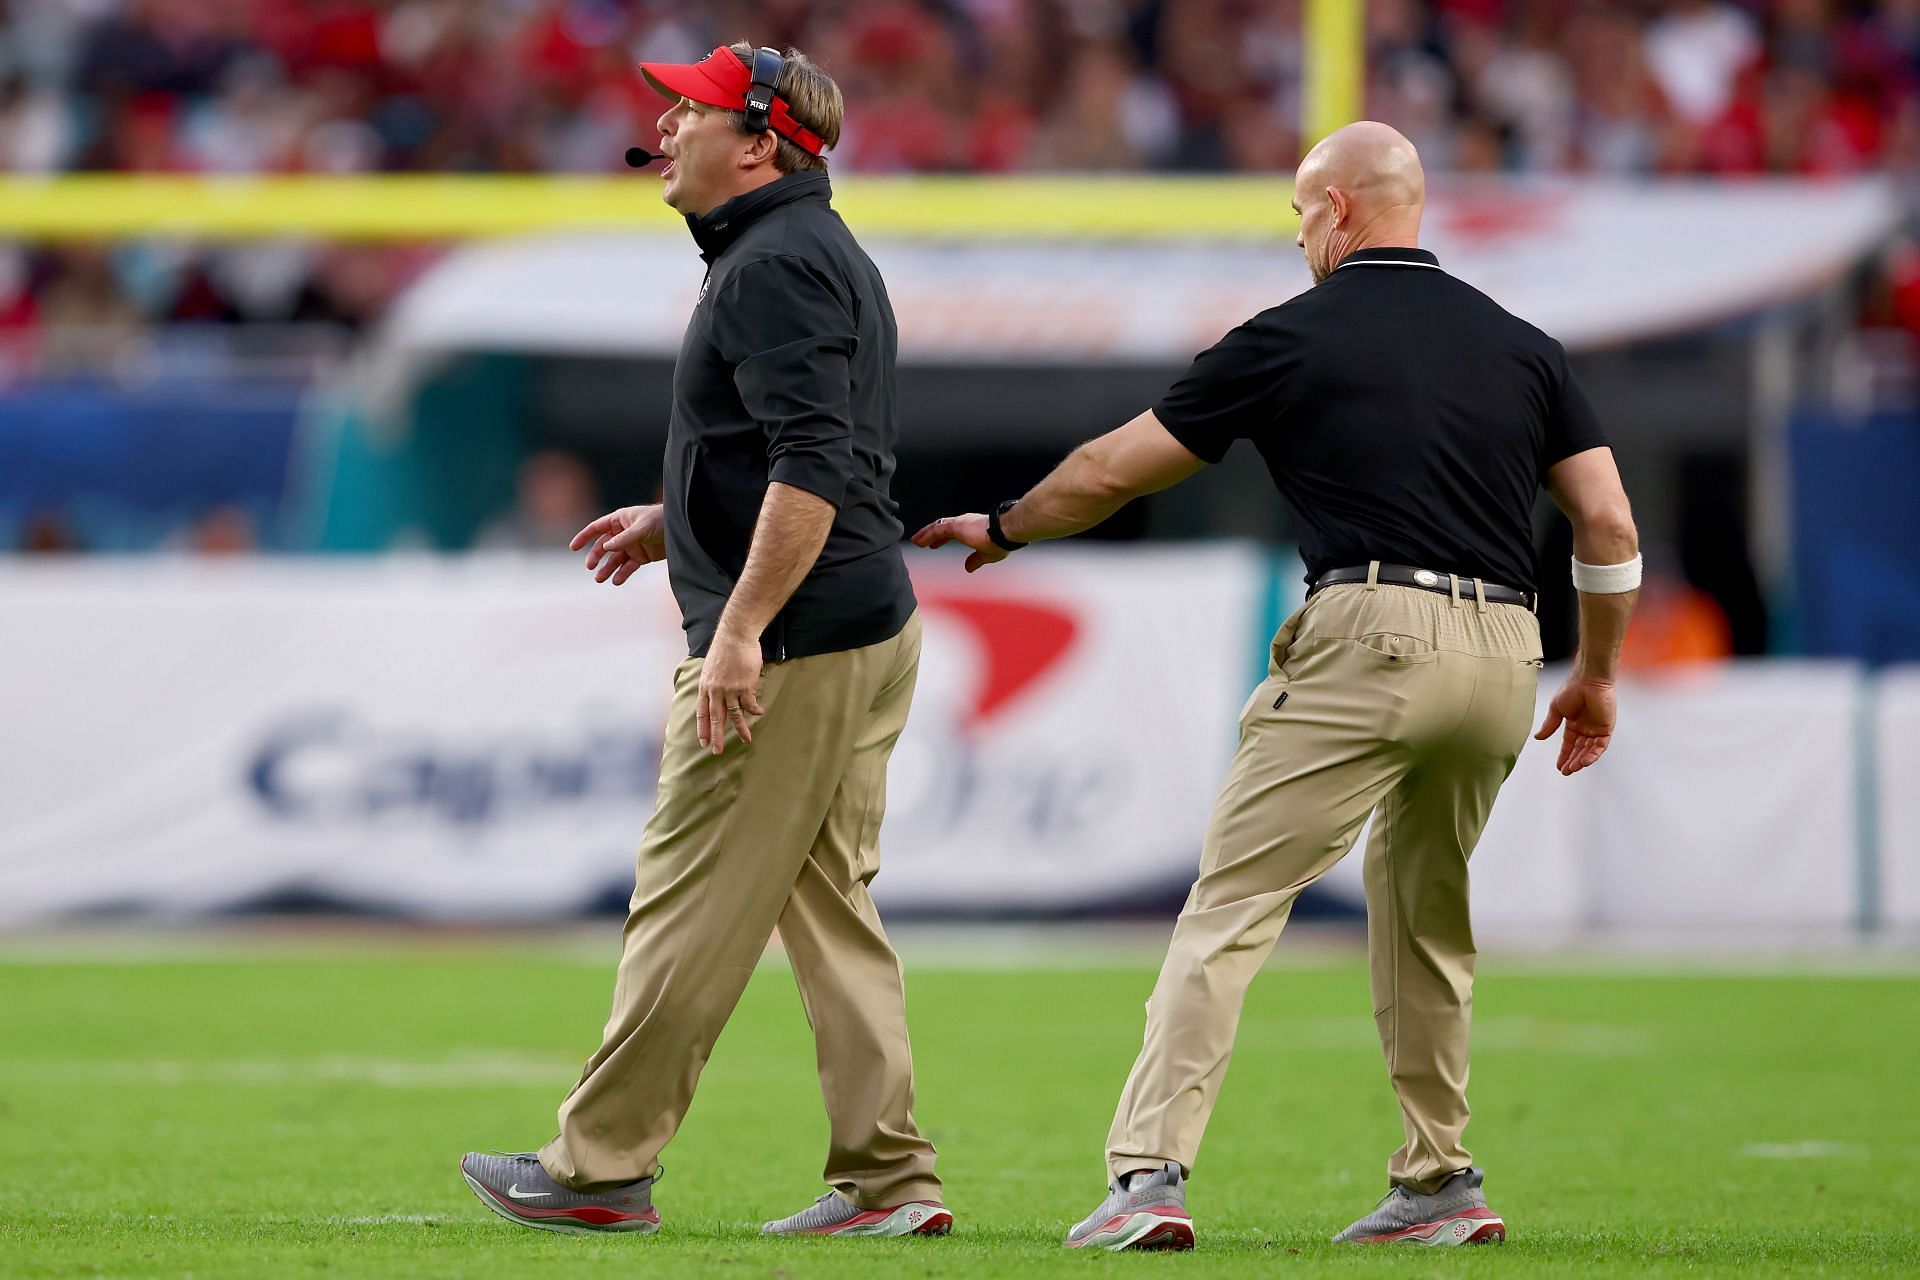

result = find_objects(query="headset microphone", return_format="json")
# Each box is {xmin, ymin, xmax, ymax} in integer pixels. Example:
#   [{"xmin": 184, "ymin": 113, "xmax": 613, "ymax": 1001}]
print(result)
[{"xmin": 625, "ymin": 146, "xmax": 666, "ymax": 168}]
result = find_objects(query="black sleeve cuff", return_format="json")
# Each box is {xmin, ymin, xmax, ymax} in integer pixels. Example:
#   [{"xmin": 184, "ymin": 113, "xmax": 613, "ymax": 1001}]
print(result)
[
  {"xmin": 1151, "ymin": 405, "xmax": 1231, "ymax": 465},
  {"xmin": 768, "ymin": 450, "xmax": 850, "ymax": 509}
]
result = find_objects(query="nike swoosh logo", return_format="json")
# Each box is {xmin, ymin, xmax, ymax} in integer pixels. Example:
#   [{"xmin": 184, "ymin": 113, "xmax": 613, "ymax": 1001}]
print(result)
[{"xmin": 506, "ymin": 1184, "xmax": 553, "ymax": 1200}]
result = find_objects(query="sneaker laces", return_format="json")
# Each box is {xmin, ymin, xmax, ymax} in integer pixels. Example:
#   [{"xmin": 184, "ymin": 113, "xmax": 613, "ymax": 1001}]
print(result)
[
  {"xmin": 1370, "ymin": 1184, "xmax": 1413, "ymax": 1212},
  {"xmin": 783, "ymin": 1189, "xmax": 854, "ymax": 1228}
]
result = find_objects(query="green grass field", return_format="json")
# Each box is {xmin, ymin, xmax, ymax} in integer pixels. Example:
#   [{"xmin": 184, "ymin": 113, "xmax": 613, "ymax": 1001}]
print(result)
[{"xmin": 2, "ymin": 936, "xmax": 1916, "ymax": 1277}]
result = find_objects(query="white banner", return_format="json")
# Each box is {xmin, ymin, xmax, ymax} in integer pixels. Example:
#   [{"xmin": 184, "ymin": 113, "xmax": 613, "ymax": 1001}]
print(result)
[
  {"xmin": 1326, "ymin": 662, "xmax": 1869, "ymax": 933},
  {"xmin": 0, "ymin": 556, "xmax": 1903, "ymax": 934},
  {"xmin": 0, "ymin": 549, "xmax": 1264, "ymax": 924},
  {"xmin": 376, "ymin": 179, "xmax": 1895, "ymax": 390}
]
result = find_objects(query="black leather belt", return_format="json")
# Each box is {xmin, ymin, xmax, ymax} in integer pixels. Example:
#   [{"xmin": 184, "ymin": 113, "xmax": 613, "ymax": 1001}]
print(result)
[{"xmin": 1311, "ymin": 563, "xmax": 1533, "ymax": 608}]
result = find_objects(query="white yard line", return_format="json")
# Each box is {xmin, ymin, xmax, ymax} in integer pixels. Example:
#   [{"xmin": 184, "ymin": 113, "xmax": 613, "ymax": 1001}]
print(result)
[{"xmin": 1739, "ymin": 1141, "xmax": 1869, "ymax": 1160}]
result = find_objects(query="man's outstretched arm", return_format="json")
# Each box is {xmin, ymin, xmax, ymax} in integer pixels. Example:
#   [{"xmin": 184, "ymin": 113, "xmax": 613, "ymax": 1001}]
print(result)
[{"xmin": 911, "ymin": 410, "xmax": 1205, "ymax": 571}]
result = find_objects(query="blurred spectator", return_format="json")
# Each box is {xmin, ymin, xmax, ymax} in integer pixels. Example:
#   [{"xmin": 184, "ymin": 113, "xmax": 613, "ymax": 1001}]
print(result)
[
  {"xmin": 35, "ymin": 244, "xmax": 142, "ymax": 372},
  {"xmin": 1565, "ymin": 6, "xmax": 1672, "ymax": 174},
  {"xmin": 475, "ymin": 450, "xmax": 603, "ymax": 552},
  {"xmin": 1619, "ymin": 570, "xmax": 1736, "ymax": 670},
  {"xmin": 18, "ymin": 510, "xmax": 84, "ymax": 554},
  {"xmin": 1028, "ymin": 39, "xmax": 1157, "ymax": 170},
  {"xmin": 0, "ymin": 246, "xmax": 39, "ymax": 382},
  {"xmin": 1644, "ymin": 0, "xmax": 1761, "ymax": 129},
  {"xmin": 179, "ymin": 503, "xmax": 260, "ymax": 554},
  {"xmin": 1455, "ymin": 9, "xmax": 1575, "ymax": 171}
]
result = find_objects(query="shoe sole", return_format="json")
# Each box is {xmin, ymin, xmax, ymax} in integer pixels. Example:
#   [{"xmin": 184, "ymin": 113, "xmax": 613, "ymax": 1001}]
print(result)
[
  {"xmin": 1346, "ymin": 1209, "xmax": 1505, "ymax": 1246},
  {"xmin": 460, "ymin": 1167, "xmax": 661, "ymax": 1236},
  {"xmin": 770, "ymin": 1201, "xmax": 954, "ymax": 1237},
  {"xmin": 1067, "ymin": 1207, "xmax": 1196, "ymax": 1252}
]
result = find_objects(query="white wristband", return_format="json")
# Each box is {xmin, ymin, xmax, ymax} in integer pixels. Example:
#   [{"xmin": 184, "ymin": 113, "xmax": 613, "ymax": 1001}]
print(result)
[{"xmin": 1571, "ymin": 553, "xmax": 1642, "ymax": 594}]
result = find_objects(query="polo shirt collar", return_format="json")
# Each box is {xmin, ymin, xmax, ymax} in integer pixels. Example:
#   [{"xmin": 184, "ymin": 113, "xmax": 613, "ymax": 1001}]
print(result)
[{"xmin": 1334, "ymin": 246, "xmax": 1441, "ymax": 271}]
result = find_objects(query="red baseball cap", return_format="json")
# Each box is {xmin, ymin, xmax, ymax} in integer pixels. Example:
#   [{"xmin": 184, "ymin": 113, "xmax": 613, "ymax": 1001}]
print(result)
[{"xmin": 638, "ymin": 45, "xmax": 826, "ymax": 157}]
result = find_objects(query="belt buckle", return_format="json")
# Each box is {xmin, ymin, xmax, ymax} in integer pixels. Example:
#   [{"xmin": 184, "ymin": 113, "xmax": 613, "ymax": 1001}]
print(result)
[{"xmin": 1412, "ymin": 568, "xmax": 1441, "ymax": 588}]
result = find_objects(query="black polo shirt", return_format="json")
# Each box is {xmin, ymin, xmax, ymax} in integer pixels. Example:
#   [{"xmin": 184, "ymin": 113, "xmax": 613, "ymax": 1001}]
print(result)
[
  {"xmin": 664, "ymin": 170, "xmax": 914, "ymax": 661},
  {"xmin": 1154, "ymin": 247, "xmax": 1607, "ymax": 595}
]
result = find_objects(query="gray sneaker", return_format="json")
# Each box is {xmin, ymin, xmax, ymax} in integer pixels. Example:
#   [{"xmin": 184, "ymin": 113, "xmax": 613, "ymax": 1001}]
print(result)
[
  {"xmin": 760, "ymin": 1189, "xmax": 952, "ymax": 1237},
  {"xmin": 1064, "ymin": 1161, "xmax": 1195, "ymax": 1251},
  {"xmin": 459, "ymin": 1151, "xmax": 660, "ymax": 1235},
  {"xmin": 1331, "ymin": 1166, "xmax": 1504, "ymax": 1245}
]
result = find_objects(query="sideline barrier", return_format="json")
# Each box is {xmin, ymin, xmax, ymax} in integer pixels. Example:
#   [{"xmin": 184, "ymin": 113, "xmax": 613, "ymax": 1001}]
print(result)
[{"xmin": 0, "ymin": 551, "xmax": 1904, "ymax": 934}]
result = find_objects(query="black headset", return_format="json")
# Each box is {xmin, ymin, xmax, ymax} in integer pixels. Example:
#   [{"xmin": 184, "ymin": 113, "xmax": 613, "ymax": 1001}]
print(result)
[{"xmin": 743, "ymin": 46, "xmax": 784, "ymax": 136}]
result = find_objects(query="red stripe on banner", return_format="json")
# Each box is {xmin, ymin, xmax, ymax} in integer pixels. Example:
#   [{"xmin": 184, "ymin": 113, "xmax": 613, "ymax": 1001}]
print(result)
[{"xmin": 919, "ymin": 594, "xmax": 1080, "ymax": 728}]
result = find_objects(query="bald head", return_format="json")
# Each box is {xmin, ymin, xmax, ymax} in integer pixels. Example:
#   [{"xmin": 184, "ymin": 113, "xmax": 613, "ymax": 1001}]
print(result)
[
  {"xmin": 1298, "ymin": 121, "xmax": 1426, "ymax": 211},
  {"xmin": 1292, "ymin": 122, "xmax": 1427, "ymax": 283}
]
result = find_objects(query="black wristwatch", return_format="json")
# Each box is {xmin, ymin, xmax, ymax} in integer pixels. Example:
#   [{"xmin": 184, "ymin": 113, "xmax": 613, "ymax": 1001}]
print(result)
[{"xmin": 987, "ymin": 500, "xmax": 1028, "ymax": 552}]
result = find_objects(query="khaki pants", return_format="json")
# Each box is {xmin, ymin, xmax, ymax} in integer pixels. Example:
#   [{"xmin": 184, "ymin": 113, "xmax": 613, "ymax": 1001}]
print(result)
[
  {"xmin": 539, "ymin": 613, "xmax": 940, "ymax": 1208},
  {"xmin": 1107, "ymin": 580, "xmax": 1542, "ymax": 1194}
]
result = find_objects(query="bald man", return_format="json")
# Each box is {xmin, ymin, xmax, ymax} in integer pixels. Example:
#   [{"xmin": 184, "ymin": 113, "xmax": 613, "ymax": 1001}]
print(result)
[{"xmin": 915, "ymin": 123, "xmax": 1637, "ymax": 1250}]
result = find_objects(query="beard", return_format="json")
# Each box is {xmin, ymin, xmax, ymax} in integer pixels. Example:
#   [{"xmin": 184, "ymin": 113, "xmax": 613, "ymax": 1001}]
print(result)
[{"xmin": 1303, "ymin": 232, "xmax": 1331, "ymax": 284}]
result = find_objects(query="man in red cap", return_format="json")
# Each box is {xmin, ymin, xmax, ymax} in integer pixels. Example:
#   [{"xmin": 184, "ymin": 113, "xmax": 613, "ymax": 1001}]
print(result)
[{"xmin": 461, "ymin": 42, "xmax": 950, "ymax": 1242}]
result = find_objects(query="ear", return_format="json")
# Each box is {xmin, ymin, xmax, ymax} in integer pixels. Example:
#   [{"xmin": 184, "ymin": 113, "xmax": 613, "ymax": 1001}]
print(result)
[
  {"xmin": 740, "ymin": 129, "xmax": 779, "ymax": 171},
  {"xmin": 1326, "ymin": 185, "xmax": 1351, "ymax": 225}
]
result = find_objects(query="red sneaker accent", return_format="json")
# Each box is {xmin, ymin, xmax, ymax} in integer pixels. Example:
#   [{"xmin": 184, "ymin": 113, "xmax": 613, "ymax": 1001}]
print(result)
[
  {"xmin": 803, "ymin": 1202, "xmax": 953, "ymax": 1236},
  {"xmin": 1368, "ymin": 1208, "xmax": 1505, "ymax": 1246},
  {"xmin": 1069, "ymin": 1205, "xmax": 1195, "ymax": 1251},
  {"xmin": 907, "ymin": 1207, "xmax": 954, "ymax": 1237},
  {"xmin": 803, "ymin": 1209, "xmax": 888, "ymax": 1235}
]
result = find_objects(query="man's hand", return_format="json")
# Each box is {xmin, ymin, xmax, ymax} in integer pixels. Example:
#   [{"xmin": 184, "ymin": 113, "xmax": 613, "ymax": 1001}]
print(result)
[
  {"xmin": 910, "ymin": 514, "xmax": 1009, "ymax": 573},
  {"xmin": 570, "ymin": 505, "xmax": 666, "ymax": 585},
  {"xmin": 697, "ymin": 629, "xmax": 764, "ymax": 756},
  {"xmin": 1534, "ymin": 677, "xmax": 1617, "ymax": 776}
]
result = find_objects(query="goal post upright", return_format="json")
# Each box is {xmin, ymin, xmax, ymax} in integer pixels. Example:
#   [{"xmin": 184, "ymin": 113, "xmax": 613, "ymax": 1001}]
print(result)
[{"xmin": 1302, "ymin": 0, "xmax": 1366, "ymax": 155}]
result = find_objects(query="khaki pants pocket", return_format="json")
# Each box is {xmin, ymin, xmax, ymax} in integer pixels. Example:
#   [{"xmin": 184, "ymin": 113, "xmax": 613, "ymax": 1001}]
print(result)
[{"xmin": 1354, "ymin": 632, "xmax": 1440, "ymax": 664}]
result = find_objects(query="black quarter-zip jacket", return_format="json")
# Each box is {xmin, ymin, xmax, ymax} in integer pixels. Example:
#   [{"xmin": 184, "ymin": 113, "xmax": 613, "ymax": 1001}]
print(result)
[{"xmin": 663, "ymin": 170, "xmax": 915, "ymax": 661}]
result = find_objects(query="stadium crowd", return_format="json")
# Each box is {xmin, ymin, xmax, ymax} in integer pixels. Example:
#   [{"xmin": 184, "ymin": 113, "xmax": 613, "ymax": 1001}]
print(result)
[
  {"xmin": 1, "ymin": 0, "xmax": 1918, "ymax": 179},
  {"xmin": 5, "ymin": 1, "xmax": 1919, "ymax": 330},
  {"xmin": 6, "ymin": 1, "xmax": 1919, "ymax": 338}
]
